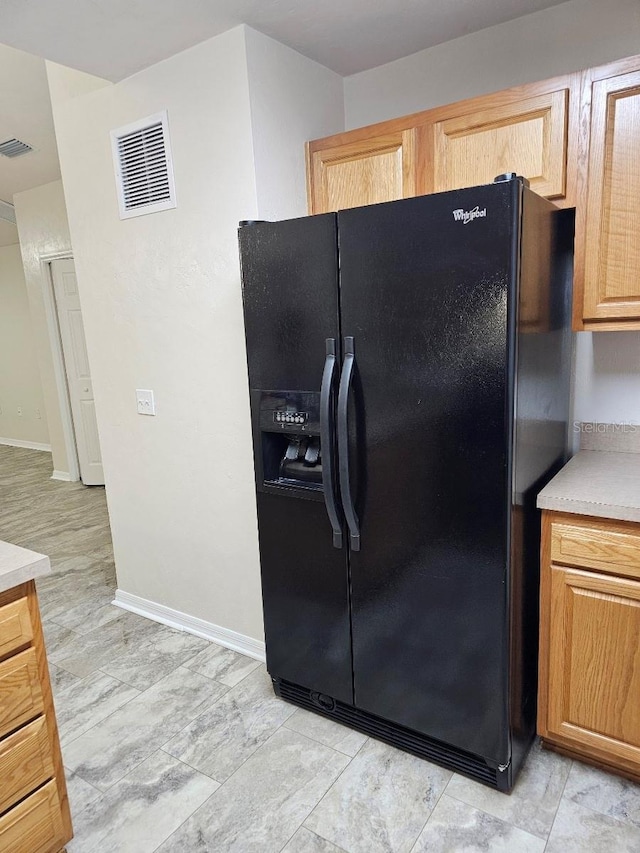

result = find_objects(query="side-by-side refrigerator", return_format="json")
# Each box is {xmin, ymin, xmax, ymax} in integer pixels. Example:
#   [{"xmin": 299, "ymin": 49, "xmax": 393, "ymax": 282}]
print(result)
[{"xmin": 238, "ymin": 175, "xmax": 573, "ymax": 791}]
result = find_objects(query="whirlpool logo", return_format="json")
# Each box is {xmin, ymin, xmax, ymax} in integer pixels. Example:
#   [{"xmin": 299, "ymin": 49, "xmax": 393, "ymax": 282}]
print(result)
[{"xmin": 452, "ymin": 206, "xmax": 487, "ymax": 224}]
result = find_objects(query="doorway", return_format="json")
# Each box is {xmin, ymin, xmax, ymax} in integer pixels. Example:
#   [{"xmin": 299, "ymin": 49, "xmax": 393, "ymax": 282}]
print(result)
[{"xmin": 48, "ymin": 258, "xmax": 104, "ymax": 486}]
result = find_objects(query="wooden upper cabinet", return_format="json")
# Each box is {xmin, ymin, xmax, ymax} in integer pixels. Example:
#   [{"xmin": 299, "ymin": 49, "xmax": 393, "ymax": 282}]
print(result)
[
  {"xmin": 579, "ymin": 63, "xmax": 640, "ymax": 327},
  {"xmin": 307, "ymin": 55, "xmax": 640, "ymax": 330},
  {"xmin": 306, "ymin": 130, "xmax": 418, "ymax": 214},
  {"xmin": 307, "ymin": 73, "xmax": 580, "ymax": 216},
  {"xmin": 430, "ymin": 89, "xmax": 569, "ymax": 200}
]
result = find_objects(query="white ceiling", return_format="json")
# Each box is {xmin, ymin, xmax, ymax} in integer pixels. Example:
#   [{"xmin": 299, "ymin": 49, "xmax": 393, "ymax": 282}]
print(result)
[
  {"xmin": 0, "ymin": 43, "xmax": 61, "ymax": 244},
  {"xmin": 0, "ymin": 0, "xmax": 571, "ymax": 249},
  {"xmin": 0, "ymin": 0, "xmax": 571, "ymax": 81}
]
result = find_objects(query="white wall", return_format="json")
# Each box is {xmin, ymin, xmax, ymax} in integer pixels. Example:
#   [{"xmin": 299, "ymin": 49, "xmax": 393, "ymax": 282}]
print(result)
[
  {"xmin": 573, "ymin": 334, "xmax": 640, "ymax": 426},
  {"xmin": 0, "ymin": 243, "xmax": 50, "ymax": 447},
  {"xmin": 245, "ymin": 27, "xmax": 344, "ymax": 219},
  {"xmin": 47, "ymin": 27, "xmax": 263, "ymax": 641},
  {"xmin": 344, "ymin": 0, "xmax": 640, "ymax": 128},
  {"xmin": 13, "ymin": 180, "xmax": 73, "ymax": 472},
  {"xmin": 47, "ymin": 26, "xmax": 345, "ymax": 644}
]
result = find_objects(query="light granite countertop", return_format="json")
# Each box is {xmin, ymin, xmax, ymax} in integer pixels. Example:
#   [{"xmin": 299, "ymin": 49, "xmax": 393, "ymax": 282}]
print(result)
[
  {"xmin": 0, "ymin": 539, "xmax": 51, "ymax": 594},
  {"xmin": 537, "ymin": 450, "xmax": 640, "ymax": 522}
]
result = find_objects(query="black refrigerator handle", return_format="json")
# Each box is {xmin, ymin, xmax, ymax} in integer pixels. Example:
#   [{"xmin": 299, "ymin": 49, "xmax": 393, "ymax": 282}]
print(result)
[
  {"xmin": 338, "ymin": 336, "xmax": 361, "ymax": 552},
  {"xmin": 320, "ymin": 338, "xmax": 343, "ymax": 549}
]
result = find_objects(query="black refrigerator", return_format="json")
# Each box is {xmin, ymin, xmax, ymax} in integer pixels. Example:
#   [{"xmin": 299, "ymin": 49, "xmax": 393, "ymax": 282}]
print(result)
[{"xmin": 239, "ymin": 175, "xmax": 572, "ymax": 792}]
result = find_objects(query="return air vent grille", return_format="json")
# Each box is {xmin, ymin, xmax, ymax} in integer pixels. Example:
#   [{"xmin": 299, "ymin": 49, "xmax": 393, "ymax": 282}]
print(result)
[
  {"xmin": 276, "ymin": 678, "xmax": 499, "ymax": 787},
  {"xmin": 0, "ymin": 138, "xmax": 33, "ymax": 158},
  {"xmin": 110, "ymin": 111, "xmax": 176, "ymax": 220}
]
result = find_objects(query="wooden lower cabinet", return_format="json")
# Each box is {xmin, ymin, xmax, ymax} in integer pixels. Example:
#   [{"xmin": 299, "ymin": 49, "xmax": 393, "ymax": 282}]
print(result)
[
  {"xmin": 538, "ymin": 511, "xmax": 640, "ymax": 779},
  {"xmin": 0, "ymin": 780, "xmax": 67, "ymax": 853},
  {"xmin": 0, "ymin": 582, "xmax": 72, "ymax": 853}
]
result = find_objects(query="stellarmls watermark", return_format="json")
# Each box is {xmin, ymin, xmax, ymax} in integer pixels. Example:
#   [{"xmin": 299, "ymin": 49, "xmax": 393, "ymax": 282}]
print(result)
[{"xmin": 573, "ymin": 421, "xmax": 639, "ymax": 433}]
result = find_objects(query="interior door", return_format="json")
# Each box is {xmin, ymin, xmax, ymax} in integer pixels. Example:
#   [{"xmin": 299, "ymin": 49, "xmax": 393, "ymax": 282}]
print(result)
[
  {"xmin": 337, "ymin": 183, "xmax": 518, "ymax": 764},
  {"xmin": 50, "ymin": 259, "xmax": 104, "ymax": 486}
]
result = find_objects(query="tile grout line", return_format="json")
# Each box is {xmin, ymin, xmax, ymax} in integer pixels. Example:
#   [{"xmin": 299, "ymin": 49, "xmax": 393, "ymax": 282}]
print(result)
[
  {"xmin": 158, "ymin": 683, "xmax": 300, "ymax": 787},
  {"xmin": 550, "ymin": 772, "xmax": 640, "ymax": 836},
  {"xmin": 280, "ymin": 716, "xmax": 366, "ymax": 758},
  {"xmin": 406, "ymin": 767, "xmax": 454, "ymax": 853},
  {"xmin": 278, "ymin": 826, "xmax": 351, "ymax": 853},
  {"xmin": 168, "ymin": 716, "xmax": 361, "ymax": 853},
  {"xmin": 71, "ymin": 748, "xmax": 222, "ymax": 853},
  {"xmin": 151, "ymin": 720, "xmax": 337, "ymax": 853},
  {"xmin": 153, "ymin": 673, "xmax": 232, "ymax": 753},
  {"xmin": 541, "ymin": 753, "xmax": 574, "ymax": 852},
  {"xmin": 292, "ymin": 735, "xmax": 370, "ymax": 853},
  {"xmin": 57, "ymin": 666, "xmax": 229, "ymax": 791}
]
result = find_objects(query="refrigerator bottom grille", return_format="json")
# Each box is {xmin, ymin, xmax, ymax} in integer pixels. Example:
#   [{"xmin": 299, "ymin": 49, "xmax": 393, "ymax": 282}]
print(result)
[{"xmin": 275, "ymin": 677, "xmax": 500, "ymax": 789}]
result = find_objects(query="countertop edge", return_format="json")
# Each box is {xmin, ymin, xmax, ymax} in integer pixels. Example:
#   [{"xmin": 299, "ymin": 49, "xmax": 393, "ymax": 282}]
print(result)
[
  {"xmin": 536, "ymin": 449, "xmax": 640, "ymax": 524},
  {"xmin": 0, "ymin": 546, "xmax": 51, "ymax": 595},
  {"xmin": 537, "ymin": 495, "xmax": 640, "ymax": 524}
]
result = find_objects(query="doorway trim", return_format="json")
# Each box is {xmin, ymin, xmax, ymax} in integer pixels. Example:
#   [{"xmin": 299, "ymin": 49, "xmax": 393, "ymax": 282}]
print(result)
[{"xmin": 39, "ymin": 251, "xmax": 81, "ymax": 483}]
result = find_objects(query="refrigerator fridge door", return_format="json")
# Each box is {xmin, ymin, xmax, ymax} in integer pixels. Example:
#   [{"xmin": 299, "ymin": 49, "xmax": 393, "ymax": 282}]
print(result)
[
  {"xmin": 337, "ymin": 181, "xmax": 520, "ymax": 766},
  {"xmin": 239, "ymin": 214, "xmax": 354, "ymax": 704}
]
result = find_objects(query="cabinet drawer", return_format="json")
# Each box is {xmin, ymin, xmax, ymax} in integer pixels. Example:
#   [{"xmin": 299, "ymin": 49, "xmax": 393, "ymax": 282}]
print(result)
[
  {"xmin": 0, "ymin": 597, "xmax": 33, "ymax": 660},
  {"xmin": 0, "ymin": 717, "xmax": 55, "ymax": 814},
  {"xmin": 0, "ymin": 779, "xmax": 64, "ymax": 853},
  {"xmin": 0, "ymin": 648, "xmax": 44, "ymax": 740},
  {"xmin": 550, "ymin": 520, "xmax": 640, "ymax": 578}
]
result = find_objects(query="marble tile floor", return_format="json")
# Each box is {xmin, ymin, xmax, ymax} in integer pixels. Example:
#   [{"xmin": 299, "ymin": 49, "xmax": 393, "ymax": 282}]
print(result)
[{"xmin": 2, "ymin": 444, "xmax": 640, "ymax": 852}]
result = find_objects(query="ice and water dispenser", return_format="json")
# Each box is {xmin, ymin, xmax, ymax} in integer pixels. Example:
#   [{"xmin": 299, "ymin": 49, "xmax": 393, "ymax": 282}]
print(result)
[{"xmin": 255, "ymin": 390, "xmax": 324, "ymax": 495}]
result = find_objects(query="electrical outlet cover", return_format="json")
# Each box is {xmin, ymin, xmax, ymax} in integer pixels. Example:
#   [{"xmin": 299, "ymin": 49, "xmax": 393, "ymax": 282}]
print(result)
[{"xmin": 136, "ymin": 389, "xmax": 156, "ymax": 416}]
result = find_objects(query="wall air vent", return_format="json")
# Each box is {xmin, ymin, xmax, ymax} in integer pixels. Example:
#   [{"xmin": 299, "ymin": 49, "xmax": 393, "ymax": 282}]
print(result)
[
  {"xmin": 0, "ymin": 138, "xmax": 33, "ymax": 158},
  {"xmin": 110, "ymin": 111, "xmax": 176, "ymax": 220}
]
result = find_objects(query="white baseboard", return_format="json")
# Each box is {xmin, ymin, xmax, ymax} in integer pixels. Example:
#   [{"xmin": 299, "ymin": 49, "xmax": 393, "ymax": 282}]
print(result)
[
  {"xmin": 0, "ymin": 437, "xmax": 52, "ymax": 452},
  {"xmin": 50, "ymin": 470, "xmax": 72, "ymax": 481},
  {"xmin": 113, "ymin": 589, "xmax": 266, "ymax": 662}
]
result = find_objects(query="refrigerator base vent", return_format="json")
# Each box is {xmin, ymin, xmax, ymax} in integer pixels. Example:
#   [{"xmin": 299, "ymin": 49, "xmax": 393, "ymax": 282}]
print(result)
[{"xmin": 275, "ymin": 677, "xmax": 500, "ymax": 789}]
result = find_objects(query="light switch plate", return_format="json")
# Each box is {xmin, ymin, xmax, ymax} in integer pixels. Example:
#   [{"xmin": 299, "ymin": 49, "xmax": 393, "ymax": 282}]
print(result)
[{"xmin": 136, "ymin": 389, "xmax": 156, "ymax": 416}]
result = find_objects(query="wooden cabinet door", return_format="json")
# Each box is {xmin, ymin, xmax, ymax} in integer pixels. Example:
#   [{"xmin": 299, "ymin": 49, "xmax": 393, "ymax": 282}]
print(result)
[
  {"xmin": 581, "ymin": 69, "xmax": 640, "ymax": 324},
  {"xmin": 306, "ymin": 130, "xmax": 417, "ymax": 214},
  {"xmin": 431, "ymin": 90, "xmax": 569, "ymax": 199},
  {"xmin": 546, "ymin": 563, "xmax": 640, "ymax": 766}
]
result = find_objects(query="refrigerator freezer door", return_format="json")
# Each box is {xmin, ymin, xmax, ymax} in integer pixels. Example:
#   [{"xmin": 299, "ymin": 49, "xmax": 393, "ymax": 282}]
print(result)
[
  {"xmin": 239, "ymin": 214, "xmax": 353, "ymax": 703},
  {"xmin": 239, "ymin": 214, "xmax": 342, "ymax": 391},
  {"xmin": 255, "ymin": 492, "xmax": 353, "ymax": 702},
  {"xmin": 338, "ymin": 182, "xmax": 519, "ymax": 765}
]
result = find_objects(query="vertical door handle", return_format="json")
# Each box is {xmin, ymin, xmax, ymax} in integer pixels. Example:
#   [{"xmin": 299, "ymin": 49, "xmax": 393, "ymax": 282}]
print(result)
[
  {"xmin": 320, "ymin": 338, "xmax": 343, "ymax": 548},
  {"xmin": 338, "ymin": 337, "xmax": 360, "ymax": 551}
]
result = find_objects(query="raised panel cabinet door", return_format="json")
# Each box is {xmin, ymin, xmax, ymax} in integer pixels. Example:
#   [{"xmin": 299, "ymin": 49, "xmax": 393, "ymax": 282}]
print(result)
[
  {"xmin": 547, "ymin": 564, "xmax": 640, "ymax": 765},
  {"xmin": 582, "ymin": 70, "xmax": 640, "ymax": 323},
  {"xmin": 307, "ymin": 130, "xmax": 417, "ymax": 214},
  {"xmin": 432, "ymin": 90, "xmax": 569, "ymax": 199}
]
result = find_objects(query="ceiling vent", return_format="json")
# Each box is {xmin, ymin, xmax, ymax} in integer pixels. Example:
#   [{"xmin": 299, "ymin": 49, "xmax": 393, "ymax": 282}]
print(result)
[
  {"xmin": 0, "ymin": 138, "xmax": 33, "ymax": 158},
  {"xmin": 110, "ymin": 111, "xmax": 176, "ymax": 220},
  {"xmin": 0, "ymin": 200, "xmax": 16, "ymax": 224}
]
